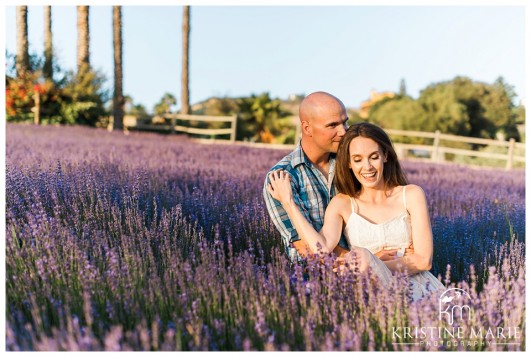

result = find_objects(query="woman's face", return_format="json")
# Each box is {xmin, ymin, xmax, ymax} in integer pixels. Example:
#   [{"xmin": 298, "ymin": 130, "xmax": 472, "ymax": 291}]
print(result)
[{"xmin": 348, "ymin": 136, "xmax": 386, "ymax": 190}]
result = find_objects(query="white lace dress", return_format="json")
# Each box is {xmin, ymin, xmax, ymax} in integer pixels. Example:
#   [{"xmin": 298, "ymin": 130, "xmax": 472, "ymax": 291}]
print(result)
[{"xmin": 343, "ymin": 186, "xmax": 444, "ymax": 301}]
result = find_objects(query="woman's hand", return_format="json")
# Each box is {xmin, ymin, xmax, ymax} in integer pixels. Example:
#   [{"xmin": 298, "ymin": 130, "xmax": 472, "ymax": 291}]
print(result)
[
  {"xmin": 267, "ymin": 170, "xmax": 293, "ymax": 206},
  {"xmin": 375, "ymin": 249, "xmax": 398, "ymax": 261},
  {"xmin": 375, "ymin": 245, "xmax": 414, "ymax": 261}
]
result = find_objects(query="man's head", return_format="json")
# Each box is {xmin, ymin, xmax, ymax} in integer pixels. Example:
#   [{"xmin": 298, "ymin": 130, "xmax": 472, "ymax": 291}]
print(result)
[{"xmin": 299, "ymin": 91, "xmax": 348, "ymax": 156}]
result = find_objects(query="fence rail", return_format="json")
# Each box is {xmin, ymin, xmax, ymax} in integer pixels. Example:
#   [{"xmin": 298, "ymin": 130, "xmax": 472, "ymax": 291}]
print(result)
[
  {"xmin": 125, "ymin": 113, "xmax": 238, "ymax": 142},
  {"xmin": 116, "ymin": 111, "xmax": 525, "ymax": 170},
  {"xmin": 386, "ymin": 129, "xmax": 524, "ymax": 170}
]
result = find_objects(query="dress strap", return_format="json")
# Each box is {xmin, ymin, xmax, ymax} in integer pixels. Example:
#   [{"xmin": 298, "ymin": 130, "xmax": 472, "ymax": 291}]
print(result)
[
  {"xmin": 349, "ymin": 196, "xmax": 357, "ymax": 214},
  {"xmin": 402, "ymin": 185, "xmax": 407, "ymax": 210}
]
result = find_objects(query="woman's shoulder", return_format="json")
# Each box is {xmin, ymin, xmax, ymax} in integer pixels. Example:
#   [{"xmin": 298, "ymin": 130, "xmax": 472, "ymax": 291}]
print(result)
[
  {"xmin": 403, "ymin": 184, "xmax": 428, "ymax": 208},
  {"xmin": 329, "ymin": 193, "xmax": 354, "ymax": 219},
  {"xmin": 331, "ymin": 192, "xmax": 353, "ymax": 202},
  {"xmin": 403, "ymin": 184, "xmax": 426, "ymax": 196},
  {"xmin": 330, "ymin": 193, "xmax": 353, "ymax": 209}
]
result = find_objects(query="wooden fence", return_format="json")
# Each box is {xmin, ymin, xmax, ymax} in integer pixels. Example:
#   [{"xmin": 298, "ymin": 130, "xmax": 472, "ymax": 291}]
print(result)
[
  {"xmin": 125, "ymin": 113, "xmax": 238, "ymax": 142},
  {"xmin": 385, "ymin": 129, "xmax": 525, "ymax": 170},
  {"xmin": 287, "ymin": 122, "xmax": 524, "ymax": 170},
  {"xmin": 107, "ymin": 110, "xmax": 526, "ymax": 170}
]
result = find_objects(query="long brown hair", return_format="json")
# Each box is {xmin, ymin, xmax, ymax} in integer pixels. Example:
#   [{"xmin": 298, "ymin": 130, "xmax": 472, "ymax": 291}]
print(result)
[{"xmin": 335, "ymin": 122, "xmax": 408, "ymax": 197}]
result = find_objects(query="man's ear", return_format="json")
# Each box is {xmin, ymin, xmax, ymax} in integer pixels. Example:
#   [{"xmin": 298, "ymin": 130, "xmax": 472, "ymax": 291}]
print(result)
[{"xmin": 301, "ymin": 120, "xmax": 312, "ymax": 137}]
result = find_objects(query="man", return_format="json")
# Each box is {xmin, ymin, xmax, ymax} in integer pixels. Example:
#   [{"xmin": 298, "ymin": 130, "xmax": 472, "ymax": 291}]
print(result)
[{"xmin": 263, "ymin": 91, "xmax": 350, "ymax": 261}]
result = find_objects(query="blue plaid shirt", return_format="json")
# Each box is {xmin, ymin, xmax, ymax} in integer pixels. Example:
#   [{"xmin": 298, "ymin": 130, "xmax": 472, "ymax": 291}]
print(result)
[{"xmin": 263, "ymin": 143, "xmax": 349, "ymax": 261}]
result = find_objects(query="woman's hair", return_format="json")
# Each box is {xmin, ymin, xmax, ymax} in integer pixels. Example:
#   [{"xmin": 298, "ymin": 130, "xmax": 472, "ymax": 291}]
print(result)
[{"xmin": 335, "ymin": 122, "xmax": 408, "ymax": 197}]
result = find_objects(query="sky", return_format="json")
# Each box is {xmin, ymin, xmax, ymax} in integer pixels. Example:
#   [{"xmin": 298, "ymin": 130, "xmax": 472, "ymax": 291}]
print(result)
[{"xmin": 3, "ymin": 3, "xmax": 527, "ymax": 113}]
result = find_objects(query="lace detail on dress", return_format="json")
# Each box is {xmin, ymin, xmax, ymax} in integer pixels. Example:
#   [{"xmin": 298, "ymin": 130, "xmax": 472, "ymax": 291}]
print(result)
[
  {"xmin": 344, "ymin": 188, "xmax": 411, "ymax": 254},
  {"xmin": 343, "ymin": 186, "xmax": 444, "ymax": 301}
]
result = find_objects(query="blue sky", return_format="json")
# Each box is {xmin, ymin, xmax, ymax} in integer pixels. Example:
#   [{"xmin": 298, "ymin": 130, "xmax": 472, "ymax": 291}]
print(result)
[{"xmin": 4, "ymin": 5, "xmax": 526, "ymax": 112}]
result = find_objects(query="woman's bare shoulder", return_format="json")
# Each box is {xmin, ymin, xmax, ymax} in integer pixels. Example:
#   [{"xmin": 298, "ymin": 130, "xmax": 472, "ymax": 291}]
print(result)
[
  {"xmin": 331, "ymin": 192, "xmax": 352, "ymax": 203},
  {"xmin": 329, "ymin": 193, "xmax": 353, "ymax": 211},
  {"xmin": 405, "ymin": 184, "xmax": 426, "ymax": 196},
  {"xmin": 404, "ymin": 184, "xmax": 428, "ymax": 208},
  {"xmin": 326, "ymin": 193, "xmax": 353, "ymax": 222}
]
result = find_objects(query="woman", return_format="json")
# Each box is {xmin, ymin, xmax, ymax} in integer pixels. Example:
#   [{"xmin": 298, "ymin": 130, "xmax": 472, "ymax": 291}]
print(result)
[{"xmin": 267, "ymin": 122, "xmax": 443, "ymax": 300}]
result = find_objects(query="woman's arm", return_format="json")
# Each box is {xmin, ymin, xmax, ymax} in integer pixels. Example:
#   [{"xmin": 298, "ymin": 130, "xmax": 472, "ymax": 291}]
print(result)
[
  {"xmin": 384, "ymin": 185, "xmax": 433, "ymax": 274},
  {"xmin": 267, "ymin": 170, "xmax": 343, "ymax": 255}
]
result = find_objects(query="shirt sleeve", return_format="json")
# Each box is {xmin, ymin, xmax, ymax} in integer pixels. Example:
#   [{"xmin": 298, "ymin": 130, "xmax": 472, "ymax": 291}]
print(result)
[{"xmin": 263, "ymin": 170, "xmax": 313, "ymax": 249}]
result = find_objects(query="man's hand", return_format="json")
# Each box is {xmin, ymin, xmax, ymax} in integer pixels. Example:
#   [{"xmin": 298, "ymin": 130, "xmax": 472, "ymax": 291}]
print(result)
[
  {"xmin": 330, "ymin": 246, "xmax": 350, "ymax": 273},
  {"xmin": 292, "ymin": 240, "xmax": 312, "ymax": 257},
  {"xmin": 333, "ymin": 245, "xmax": 350, "ymax": 258}
]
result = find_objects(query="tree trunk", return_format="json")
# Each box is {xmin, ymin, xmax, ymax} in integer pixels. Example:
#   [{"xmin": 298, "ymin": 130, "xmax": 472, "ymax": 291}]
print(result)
[
  {"xmin": 77, "ymin": 6, "xmax": 90, "ymax": 73},
  {"xmin": 43, "ymin": 6, "xmax": 53, "ymax": 80},
  {"xmin": 181, "ymin": 6, "xmax": 191, "ymax": 114},
  {"xmin": 113, "ymin": 6, "xmax": 124, "ymax": 131},
  {"xmin": 16, "ymin": 6, "xmax": 29, "ymax": 77}
]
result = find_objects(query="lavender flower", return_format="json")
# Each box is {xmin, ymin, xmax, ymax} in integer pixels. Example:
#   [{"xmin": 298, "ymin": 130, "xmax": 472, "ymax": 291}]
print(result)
[{"xmin": 6, "ymin": 123, "xmax": 525, "ymax": 351}]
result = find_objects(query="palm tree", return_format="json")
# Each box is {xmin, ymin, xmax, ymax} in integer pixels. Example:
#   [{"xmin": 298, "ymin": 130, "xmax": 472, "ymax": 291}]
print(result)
[
  {"xmin": 77, "ymin": 6, "xmax": 90, "ymax": 73},
  {"xmin": 181, "ymin": 6, "xmax": 191, "ymax": 114},
  {"xmin": 43, "ymin": 6, "xmax": 53, "ymax": 80},
  {"xmin": 112, "ymin": 6, "xmax": 124, "ymax": 131},
  {"xmin": 16, "ymin": 6, "xmax": 29, "ymax": 77}
]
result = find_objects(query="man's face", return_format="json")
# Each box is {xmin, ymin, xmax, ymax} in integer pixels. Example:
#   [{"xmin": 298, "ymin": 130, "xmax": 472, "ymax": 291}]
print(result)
[{"xmin": 308, "ymin": 106, "xmax": 348, "ymax": 154}]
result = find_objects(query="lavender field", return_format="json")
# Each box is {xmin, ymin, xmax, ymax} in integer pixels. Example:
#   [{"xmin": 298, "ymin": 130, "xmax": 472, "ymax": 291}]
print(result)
[{"xmin": 5, "ymin": 123, "xmax": 525, "ymax": 351}]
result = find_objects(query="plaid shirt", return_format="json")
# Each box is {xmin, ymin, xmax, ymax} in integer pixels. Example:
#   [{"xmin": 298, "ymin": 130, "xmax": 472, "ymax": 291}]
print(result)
[{"xmin": 263, "ymin": 143, "xmax": 349, "ymax": 261}]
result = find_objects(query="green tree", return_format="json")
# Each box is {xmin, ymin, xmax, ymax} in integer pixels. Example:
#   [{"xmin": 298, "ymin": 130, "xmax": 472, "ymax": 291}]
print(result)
[
  {"xmin": 370, "ymin": 96, "xmax": 427, "ymax": 132},
  {"xmin": 154, "ymin": 93, "xmax": 177, "ymax": 115},
  {"xmin": 418, "ymin": 76, "xmax": 519, "ymax": 140},
  {"xmin": 60, "ymin": 67, "xmax": 108, "ymax": 126},
  {"xmin": 514, "ymin": 105, "xmax": 525, "ymax": 126},
  {"xmin": 417, "ymin": 78, "xmax": 471, "ymax": 135},
  {"xmin": 236, "ymin": 93, "xmax": 290, "ymax": 143},
  {"xmin": 129, "ymin": 104, "xmax": 150, "ymax": 120},
  {"xmin": 486, "ymin": 77, "xmax": 520, "ymax": 140},
  {"xmin": 199, "ymin": 97, "xmax": 238, "ymax": 116},
  {"xmin": 59, "ymin": 5, "xmax": 107, "ymax": 126}
]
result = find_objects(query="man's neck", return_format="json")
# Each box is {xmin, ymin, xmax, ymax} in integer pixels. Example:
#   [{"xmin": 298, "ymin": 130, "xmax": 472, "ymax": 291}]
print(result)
[{"xmin": 301, "ymin": 139, "xmax": 331, "ymax": 177}]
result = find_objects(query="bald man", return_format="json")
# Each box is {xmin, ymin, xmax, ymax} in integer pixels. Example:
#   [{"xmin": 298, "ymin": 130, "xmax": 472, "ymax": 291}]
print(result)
[{"xmin": 263, "ymin": 91, "xmax": 350, "ymax": 262}]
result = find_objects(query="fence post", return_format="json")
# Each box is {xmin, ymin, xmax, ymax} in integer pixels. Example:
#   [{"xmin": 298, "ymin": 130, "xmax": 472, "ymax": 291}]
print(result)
[
  {"xmin": 107, "ymin": 116, "xmax": 113, "ymax": 131},
  {"xmin": 431, "ymin": 130, "xmax": 441, "ymax": 162},
  {"xmin": 230, "ymin": 114, "xmax": 237, "ymax": 142},
  {"xmin": 170, "ymin": 114, "xmax": 176, "ymax": 135},
  {"xmin": 394, "ymin": 144, "xmax": 405, "ymax": 160},
  {"xmin": 506, "ymin": 138, "xmax": 515, "ymax": 170},
  {"xmin": 32, "ymin": 91, "xmax": 40, "ymax": 125}
]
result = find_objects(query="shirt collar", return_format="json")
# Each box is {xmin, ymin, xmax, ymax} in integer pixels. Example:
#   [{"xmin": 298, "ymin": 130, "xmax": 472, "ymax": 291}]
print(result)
[
  {"xmin": 291, "ymin": 142, "xmax": 309, "ymax": 168},
  {"xmin": 291, "ymin": 140, "xmax": 336, "ymax": 169}
]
